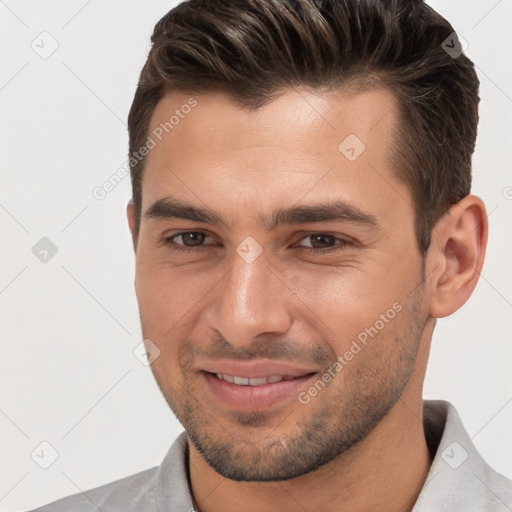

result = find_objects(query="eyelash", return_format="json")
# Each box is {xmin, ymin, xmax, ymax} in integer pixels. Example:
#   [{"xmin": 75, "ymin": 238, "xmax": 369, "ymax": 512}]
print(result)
[{"xmin": 159, "ymin": 232, "xmax": 353, "ymax": 254}]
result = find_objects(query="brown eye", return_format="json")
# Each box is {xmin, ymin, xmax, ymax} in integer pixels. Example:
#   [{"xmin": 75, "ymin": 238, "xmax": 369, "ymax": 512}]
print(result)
[
  {"xmin": 298, "ymin": 234, "xmax": 351, "ymax": 252},
  {"xmin": 160, "ymin": 231, "xmax": 214, "ymax": 252},
  {"xmin": 173, "ymin": 232, "xmax": 207, "ymax": 247}
]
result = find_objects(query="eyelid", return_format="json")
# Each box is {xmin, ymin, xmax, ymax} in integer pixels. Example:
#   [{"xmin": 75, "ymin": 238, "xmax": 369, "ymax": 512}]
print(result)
[
  {"xmin": 162, "ymin": 230, "xmax": 217, "ymax": 248},
  {"xmin": 295, "ymin": 232, "xmax": 353, "ymax": 246},
  {"xmin": 160, "ymin": 230, "xmax": 354, "ymax": 255}
]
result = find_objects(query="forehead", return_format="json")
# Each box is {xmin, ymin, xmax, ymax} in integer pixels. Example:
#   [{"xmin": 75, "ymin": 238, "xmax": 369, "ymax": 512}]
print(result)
[
  {"xmin": 141, "ymin": 86, "xmax": 406, "ymax": 224},
  {"xmin": 147, "ymin": 85, "xmax": 398, "ymax": 154}
]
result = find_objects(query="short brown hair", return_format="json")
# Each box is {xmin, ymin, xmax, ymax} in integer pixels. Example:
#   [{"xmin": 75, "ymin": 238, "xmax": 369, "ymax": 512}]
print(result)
[{"xmin": 128, "ymin": 0, "xmax": 479, "ymax": 253}]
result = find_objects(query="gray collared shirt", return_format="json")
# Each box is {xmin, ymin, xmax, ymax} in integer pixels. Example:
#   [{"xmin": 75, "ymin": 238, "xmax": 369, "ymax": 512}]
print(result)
[{"xmin": 30, "ymin": 400, "xmax": 512, "ymax": 511}]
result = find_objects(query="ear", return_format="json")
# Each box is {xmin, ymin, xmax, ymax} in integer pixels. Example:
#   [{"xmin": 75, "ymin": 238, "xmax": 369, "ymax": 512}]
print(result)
[
  {"xmin": 126, "ymin": 199, "xmax": 138, "ymax": 252},
  {"xmin": 426, "ymin": 195, "xmax": 488, "ymax": 318}
]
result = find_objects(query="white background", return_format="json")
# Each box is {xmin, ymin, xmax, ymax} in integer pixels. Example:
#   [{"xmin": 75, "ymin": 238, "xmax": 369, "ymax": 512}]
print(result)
[{"xmin": 1, "ymin": 1, "xmax": 511, "ymax": 510}]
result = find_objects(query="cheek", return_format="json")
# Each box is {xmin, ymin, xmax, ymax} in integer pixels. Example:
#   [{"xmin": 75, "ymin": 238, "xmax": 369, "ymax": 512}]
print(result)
[
  {"xmin": 282, "ymin": 262, "xmax": 417, "ymax": 357},
  {"xmin": 134, "ymin": 266, "xmax": 198, "ymax": 383},
  {"xmin": 134, "ymin": 259, "xmax": 218, "ymax": 335}
]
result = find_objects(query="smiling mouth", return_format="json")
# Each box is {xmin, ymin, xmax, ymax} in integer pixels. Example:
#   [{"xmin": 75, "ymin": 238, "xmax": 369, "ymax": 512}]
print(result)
[
  {"xmin": 213, "ymin": 372, "xmax": 310, "ymax": 386},
  {"xmin": 200, "ymin": 370, "xmax": 318, "ymax": 411}
]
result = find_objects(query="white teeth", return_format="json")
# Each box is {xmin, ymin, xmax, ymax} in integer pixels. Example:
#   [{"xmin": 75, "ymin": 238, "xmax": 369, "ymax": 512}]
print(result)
[
  {"xmin": 215, "ymin": 373, "xmax": 286, "ymax": 386},
  {"xmin": 248, "ymin": 377, "xmax": 267, "ymax": 386}
]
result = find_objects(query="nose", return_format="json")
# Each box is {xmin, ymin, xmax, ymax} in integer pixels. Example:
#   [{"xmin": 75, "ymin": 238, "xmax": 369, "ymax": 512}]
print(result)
[{"xmin": 204, "ymin": 248, "xmax": 293, "ymax": 347}]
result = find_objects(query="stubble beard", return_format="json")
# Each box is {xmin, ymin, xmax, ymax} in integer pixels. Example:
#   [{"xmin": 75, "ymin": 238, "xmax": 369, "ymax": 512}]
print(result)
[{"xmin": 152, "ymin": 282, "xmax": 427, "ymax": 482}]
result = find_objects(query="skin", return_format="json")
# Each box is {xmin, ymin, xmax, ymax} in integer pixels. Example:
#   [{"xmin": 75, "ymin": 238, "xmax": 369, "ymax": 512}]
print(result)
[{"xmin": 127, "ymin": 87, "xmax": 487, "ymax": 512}]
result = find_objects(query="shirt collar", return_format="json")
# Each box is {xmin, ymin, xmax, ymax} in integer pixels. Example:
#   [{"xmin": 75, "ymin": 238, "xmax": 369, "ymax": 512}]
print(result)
[
  {"xmin": 156, "ymin": 431, "xmax": 193, "ymax": 511},
  {"xmin": 413, "ymin": 400, "xmax": 509, "ymax": 510}
]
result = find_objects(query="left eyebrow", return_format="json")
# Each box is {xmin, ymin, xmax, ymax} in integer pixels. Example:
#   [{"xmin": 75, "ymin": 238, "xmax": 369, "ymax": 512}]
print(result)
[
  {"xmin": 143, "ymin": 196, "xmax": 379, "ymax": 231},
  {"xmin": 262, "ymin": 202, "xmax": 380, "ymax": 231}
]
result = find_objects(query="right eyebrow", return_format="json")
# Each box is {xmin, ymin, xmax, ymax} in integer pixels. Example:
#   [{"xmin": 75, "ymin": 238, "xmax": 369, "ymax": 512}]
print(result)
[{"xmin": 144, "ymin": 197, "xmax": 229, "ymax": 229}]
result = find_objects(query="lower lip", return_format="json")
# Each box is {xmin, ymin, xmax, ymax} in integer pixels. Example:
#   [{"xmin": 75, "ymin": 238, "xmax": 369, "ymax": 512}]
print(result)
[{"xmin": 201, "ymin": 371, "xmax": 316, "ymax": 412}]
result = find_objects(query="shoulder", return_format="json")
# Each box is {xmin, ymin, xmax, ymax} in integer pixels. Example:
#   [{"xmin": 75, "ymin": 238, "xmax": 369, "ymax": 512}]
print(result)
[
  {"xmin": 27, "ymin": 466, "xmax": 159, "ymax": 512},
  {"xmin": 481, "ymin": 463, "xmax": 512, "ymax": 505},
  {"xmin": 27, "ymin": 432, "xmax": 192, "ymax": 512},
  {"xmin": 418, "ymin": 400, "xmax": 512, "ymax": 511}
]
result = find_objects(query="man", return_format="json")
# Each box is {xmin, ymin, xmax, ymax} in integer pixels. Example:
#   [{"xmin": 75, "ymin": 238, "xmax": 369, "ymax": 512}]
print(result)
[{"xmin": 31, "ymin": 0, "xmax": 512, "ymax": 510}]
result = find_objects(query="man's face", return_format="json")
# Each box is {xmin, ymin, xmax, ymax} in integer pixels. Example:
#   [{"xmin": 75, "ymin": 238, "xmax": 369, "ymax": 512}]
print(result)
[{"xmin": 130, "ymin": 87, "xmax": 429, "ymax": 481}]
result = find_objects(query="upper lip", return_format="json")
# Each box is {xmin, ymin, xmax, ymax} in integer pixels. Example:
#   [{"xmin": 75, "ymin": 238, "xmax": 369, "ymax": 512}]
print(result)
[{"xmin": 198, "ymin": 359, "xmax": 317, "ymax": 379}]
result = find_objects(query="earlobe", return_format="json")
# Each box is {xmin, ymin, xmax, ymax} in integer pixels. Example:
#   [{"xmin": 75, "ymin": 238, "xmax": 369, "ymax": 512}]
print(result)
[
  {"xmin": 427, "ymin": 195, "xmax": 488, "ymax": 318},
  {"xmin": 126, "ymin": 199, "xmax": 138, "ymax": 252},
  {"xmin": 127, "ymin": 199, "xmax": 135, "ymax": 233}
]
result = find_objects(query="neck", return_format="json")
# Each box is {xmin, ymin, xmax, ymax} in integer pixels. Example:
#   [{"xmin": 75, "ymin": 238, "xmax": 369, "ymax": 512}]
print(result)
[{"xmin": 189, "ymin": 397, "xmax": 431, "ymax": 512}]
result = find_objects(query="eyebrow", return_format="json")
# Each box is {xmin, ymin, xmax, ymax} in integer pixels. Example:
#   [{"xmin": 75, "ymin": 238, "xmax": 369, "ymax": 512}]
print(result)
[{"xmin": 143, "ymin": 196, "xmax": 379, "ymax": 230}]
